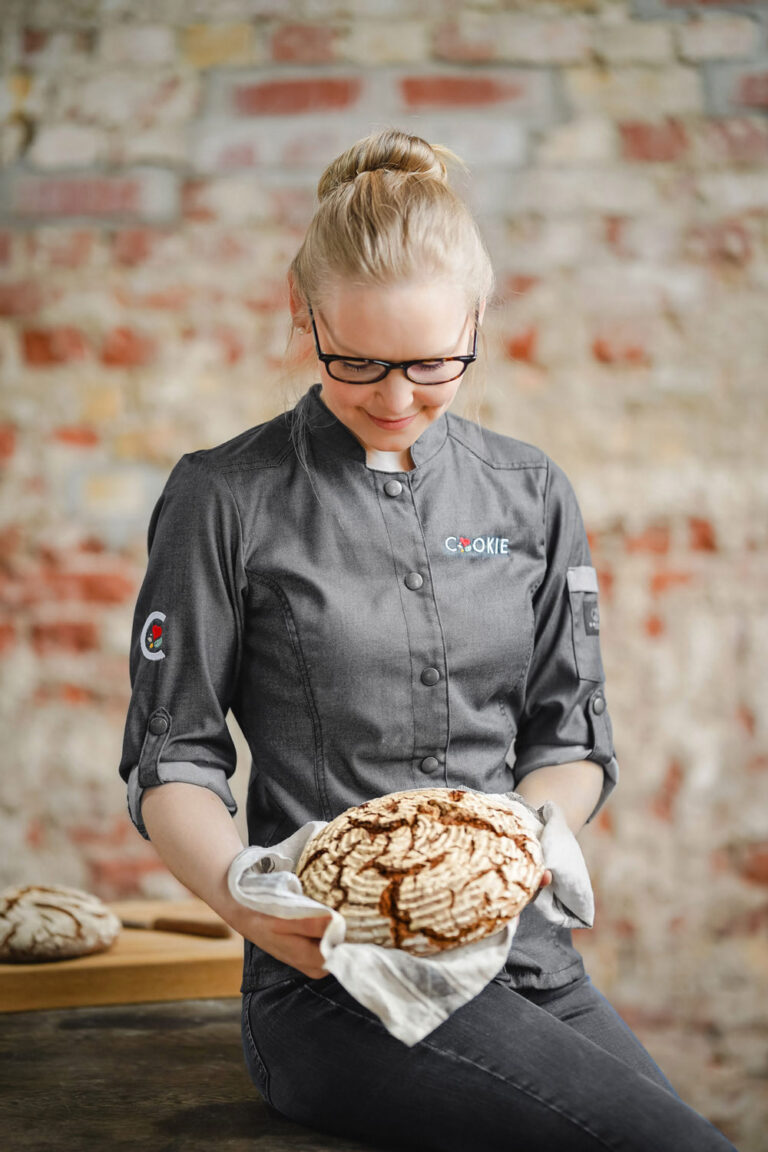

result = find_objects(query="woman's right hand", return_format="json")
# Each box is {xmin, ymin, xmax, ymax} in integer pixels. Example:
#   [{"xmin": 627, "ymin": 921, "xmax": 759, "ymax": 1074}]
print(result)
[{"xmin": 237, "ymin": 909, "xmax": 333, "ymax": 980}]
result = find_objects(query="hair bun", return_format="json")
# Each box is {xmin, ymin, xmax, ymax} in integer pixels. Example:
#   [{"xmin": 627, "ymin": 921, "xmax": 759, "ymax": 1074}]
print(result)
[{"xmin": 317, "ymin": 128, "xmax": 462, "ymax": 202}]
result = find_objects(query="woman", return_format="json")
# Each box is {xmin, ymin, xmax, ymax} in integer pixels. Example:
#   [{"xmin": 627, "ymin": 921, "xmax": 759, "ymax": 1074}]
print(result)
[{"xmin": 118, "ymin": 129, "xmax": 738, "ymax": 1151}]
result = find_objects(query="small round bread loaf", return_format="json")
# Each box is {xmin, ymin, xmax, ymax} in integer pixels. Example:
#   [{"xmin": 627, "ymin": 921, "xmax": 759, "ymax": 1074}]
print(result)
[
  {"xmin": 0, "ymin": 884, "xmax": 121, "ymax": 963},
  {"xmin": 295, "ymin": 787, "xmax": 545, "ymax": 956}
]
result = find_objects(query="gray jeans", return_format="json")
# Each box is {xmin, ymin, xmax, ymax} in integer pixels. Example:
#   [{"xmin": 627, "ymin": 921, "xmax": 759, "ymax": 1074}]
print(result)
[{"xmin": 241, "ymin": 967, "xmax": 739, "ymax": 1152}]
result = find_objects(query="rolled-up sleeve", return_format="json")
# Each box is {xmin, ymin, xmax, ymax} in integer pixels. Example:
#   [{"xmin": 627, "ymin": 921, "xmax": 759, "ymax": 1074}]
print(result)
[
  {"xmin": 118, "ymin": 452, "xmax": 248, "ymax": 841},
  {"xmin": 512, "ymin": 458, "xmax": 619, "ymax": 824}
]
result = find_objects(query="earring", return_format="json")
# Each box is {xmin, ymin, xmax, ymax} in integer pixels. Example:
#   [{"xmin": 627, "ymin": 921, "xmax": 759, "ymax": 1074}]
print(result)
[{"xmin": 296, "ymin": 325, "xmax": 307, "ymax": 334}]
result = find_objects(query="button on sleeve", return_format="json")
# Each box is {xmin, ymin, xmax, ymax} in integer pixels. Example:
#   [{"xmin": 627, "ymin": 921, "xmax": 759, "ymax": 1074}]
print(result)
[
  {"xmin": 512, "ymin": 459, "xmax": 619, "ymax": 824},
  {"xmin": 117, "ymin": 453, "xmax": 248, "ymax": 842}
]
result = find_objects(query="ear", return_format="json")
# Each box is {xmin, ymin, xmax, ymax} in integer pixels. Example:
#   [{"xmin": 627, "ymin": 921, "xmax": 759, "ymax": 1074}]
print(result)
[
  {"xmin": 287, "ymin": 270, "xmax": 309, "ymax": 330},
  {"xmin": 477, "ymin": 296, "xmax": 487, "ymax": 326}
]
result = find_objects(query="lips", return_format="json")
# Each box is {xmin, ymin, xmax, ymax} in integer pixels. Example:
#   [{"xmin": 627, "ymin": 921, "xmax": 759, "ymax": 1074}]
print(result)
[{"xmin": 367, "ymin": 412, "xmax": 418, "ymax": 430}]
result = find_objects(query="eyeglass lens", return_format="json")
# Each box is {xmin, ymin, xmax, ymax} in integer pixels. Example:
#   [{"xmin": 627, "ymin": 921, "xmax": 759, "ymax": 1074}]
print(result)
[{"xmin": 329, "ymin": 359, "xmax": 467, "ymax": 385}]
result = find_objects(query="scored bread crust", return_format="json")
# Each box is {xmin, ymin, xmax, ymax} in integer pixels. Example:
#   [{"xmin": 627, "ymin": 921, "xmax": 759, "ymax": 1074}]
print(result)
[
  {"xmin": 295, "ymin": 787, "xmax": 545, "ymax": 956},
  {"xmin": 0, "ymin": 884, "xmax": 121, "ymax": 963}
]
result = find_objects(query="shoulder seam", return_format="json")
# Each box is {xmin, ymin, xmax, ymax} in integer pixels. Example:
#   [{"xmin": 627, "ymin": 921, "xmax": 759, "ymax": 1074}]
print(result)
[{"xmin": 446, "ymin": 425, "xmax": 548, "ymax": 471}]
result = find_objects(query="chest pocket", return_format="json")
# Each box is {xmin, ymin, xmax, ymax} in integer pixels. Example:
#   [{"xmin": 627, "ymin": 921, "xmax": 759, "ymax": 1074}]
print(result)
[{"xmin": 566, "ymin": 566, "xmax": 604, "ymax": 682}]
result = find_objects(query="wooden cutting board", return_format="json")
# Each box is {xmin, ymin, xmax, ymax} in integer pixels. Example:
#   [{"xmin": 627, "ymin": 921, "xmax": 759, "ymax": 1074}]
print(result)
[{"xmin": 0, "ymin": 899, "xmax": 244, "ymax": 1013}]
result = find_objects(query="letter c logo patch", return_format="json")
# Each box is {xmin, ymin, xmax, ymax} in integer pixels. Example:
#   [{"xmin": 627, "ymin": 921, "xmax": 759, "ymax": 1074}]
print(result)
[{"xmin": 140, "ymin": 610, "xmax": 166, "ymax": 661}]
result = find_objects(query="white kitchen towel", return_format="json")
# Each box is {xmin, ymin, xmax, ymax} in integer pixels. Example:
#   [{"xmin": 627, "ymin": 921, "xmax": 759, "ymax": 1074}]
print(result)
[{"xmin": 227, "ymin": 789, "xmax": 594, "ymax": 1047}]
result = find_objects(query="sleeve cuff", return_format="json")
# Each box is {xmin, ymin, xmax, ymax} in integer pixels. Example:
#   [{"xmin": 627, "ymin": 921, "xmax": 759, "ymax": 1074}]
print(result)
[
  {"xmin": 126, "ymin": 761, "xmax": 238, "ymax": 842},
  {"xmin": 512, "ymin": 747, "xmax": 620, "ymax": 826}
]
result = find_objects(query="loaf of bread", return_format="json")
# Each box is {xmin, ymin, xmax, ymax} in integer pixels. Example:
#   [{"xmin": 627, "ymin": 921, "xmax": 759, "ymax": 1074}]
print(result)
[
  {"xmin": 295, "ymin": 787, "xmax": 545, "ymax": 956},
  {"xmin": 0, "ymin": 884, "xmax": 121, "ymax": 963}
]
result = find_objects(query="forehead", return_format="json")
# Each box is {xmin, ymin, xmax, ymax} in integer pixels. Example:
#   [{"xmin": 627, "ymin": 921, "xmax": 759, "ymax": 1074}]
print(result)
[{"xmin": 317, "ymin": 281, "xmax": 469, "ymax": 354}]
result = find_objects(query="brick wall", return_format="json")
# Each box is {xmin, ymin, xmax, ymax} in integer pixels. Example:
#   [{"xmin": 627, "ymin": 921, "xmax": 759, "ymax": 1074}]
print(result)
[{"xmin": 1, "ymin": 1, "xmax": 767, "ymax": 1145}]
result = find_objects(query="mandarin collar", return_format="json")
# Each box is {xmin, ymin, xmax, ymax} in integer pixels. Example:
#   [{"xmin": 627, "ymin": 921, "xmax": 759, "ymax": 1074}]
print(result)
[{"xmin": 300, "ymin": 382, "xmax": 449, "ymax": 469}]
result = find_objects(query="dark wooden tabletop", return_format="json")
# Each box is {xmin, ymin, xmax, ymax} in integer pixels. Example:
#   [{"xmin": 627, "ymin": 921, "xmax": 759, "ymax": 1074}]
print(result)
[{"xmin": 0, "ymin": 998, "xmax": 390, "ymax": 1152}]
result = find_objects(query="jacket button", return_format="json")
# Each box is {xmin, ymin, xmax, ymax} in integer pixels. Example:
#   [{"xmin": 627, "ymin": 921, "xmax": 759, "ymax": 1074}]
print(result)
[
  {"xmin": 421, "ymin": 756, "xmax": 440, "ymax": 773},
  {"xmin": 149, "ymin": 714, "xmax": 169, "ymax": 735},
  {"xmin": 421, "ymin": 667, "xmax": 440, "ymax": 686},
  {"xmin": 384, "ymin": 480, "xmax": 402, "ymax": 497},
  {"xmin": 591, "ymin": 695, "xmax": 606, "ymax": 715},
  {"xmin": 404, "ymin": 572, "xmax": 423, "ymax": 590}
]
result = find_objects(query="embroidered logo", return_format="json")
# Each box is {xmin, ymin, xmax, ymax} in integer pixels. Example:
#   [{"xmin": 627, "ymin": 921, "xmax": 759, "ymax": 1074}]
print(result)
[
  {"xmin": 140, "ymin": 610, "xmax": 166, "ymax": 661},
  {"xmin": 443, "ymin": 535, "xmax": 510, "ymax": 557},
  {"xmin": 583, "ymin": 594, "xmax": 600, "ymax": 635}
]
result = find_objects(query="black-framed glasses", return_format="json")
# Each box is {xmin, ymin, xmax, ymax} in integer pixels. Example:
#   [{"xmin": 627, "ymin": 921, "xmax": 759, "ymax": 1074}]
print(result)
[{"xmin": 307, "ymin": 301, "xmax": 478, "ymax": 385}]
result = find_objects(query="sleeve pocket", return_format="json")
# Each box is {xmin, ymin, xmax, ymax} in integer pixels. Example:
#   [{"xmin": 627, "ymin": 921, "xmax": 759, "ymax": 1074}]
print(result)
[{"xmin": 566, "ymin": 566, "xmax": 605, "ymax": 682}]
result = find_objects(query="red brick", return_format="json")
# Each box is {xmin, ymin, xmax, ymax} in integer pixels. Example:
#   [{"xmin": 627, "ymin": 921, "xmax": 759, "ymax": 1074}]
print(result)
[
  {"xmin": 267, "ymin": 185, "xmax": 316, "ymax": 230},
  {"xmin": 244, "ymin": 280, "xmax": 290, "ymax": 314},
  {"xmin": 401, "ymin": 74, "xmax": 525, "ymax": 109},
  {"xmin": 625, "ymin": 525, "xmax": 671, "ymax": 554},
  {"xmin": 0, "ymin": 423, "xmax": 16, "ymax": 461},
  {"xmin": 0, "ymin": 280, "xmax": 48, "ymax": 316},
  {"xmin": 0, "ymin": 233, "xmax": 11, "ymax": 264},
  {"xmin": 592, "ymin": 334, "xmax": 650, "ymax": 366},
  {"xmin": 688, "ymin": 515, "xmax": 718, "ymax": 551},
  {"xmin": 115, "ymin": 284, "xmax": 192, "ymax": 310},
  {"xmin": 76, "ymin": 570, "xmax": 136, "ymax": 604},
  {"xmin": 13, "ymin": 176, "xmax": 140, "ymax": 216},
  {"xmin": 271, "ymin": 23, "xmax": 336, "ymax": 63},
  {"xmin": 714, "ymin": 903, "xmax": 768, "ymax": 938},
  {"xmin": 100, "ymin": 326, "xmax": 157, "ymax": 367},
  {"xmin": 25, "ymin": 817, "xmax": 46, "ymax": 850},
  {"xmin": 645, "ymin": 613, "xmax": 665, "ymax": 637},
  {"xmin": 86, "ymin": 856, "xmax": 172, "ymax": 899},
  {"xmin": 67, "ymin": 816, "xmax": 135, "ymax": 848},
  {"xmin": 503, "ymin": 274, "xmax": 539, "ymax": 297},
  {"xmin": 619, "ymin": 119, "xmax": 689, "ymax": 162},
  {"xmin": 650, "ymin": 568, "xmax": 694, "ymax": 596},
  {"xmin": 79, "ymin": 536, "xmax": 106, "ymax": 553},
  {"xmin": 594, "ymin": 564, "xmax": 614, "ymax": 602},
  {"xmin": 233, "ymin": 77, "xmax": 361, "ymax": 115},
  {"xmin": 25, "ymin": 230, "xmax": 95, "ymax": 269},
  {"xmin": 23, "ymin": 28, "xmax": 49, "ymax": 54},
  {"xmin": 31, "ymin": 620, "xmax": 100, "ymax": 654},
  {"xmin": 214, "ymin": 326, "xmax": 245, "ymax": 365},
  {"xmin": 684, "ymin": 219, "xmax": 752, "ymax": 265},
  {"xmin": 33, "ymin": 682, "xmax": 96, "ymax": 705},
  {"xmin": 181, "ymin": 179, "xmax": 216, "ymax": 222},
  {"xmin": 595, "ymin": 806, "xmax": 614, "ymax": 835},
  {"xmin": 735, "ymin": 843, "xmax": 768, "ymax": 886},
  {"xmin": 504, "ymin": 326, "xmax": 537, "ymax": 362},
  {"xmin": 113, "ymin": 229, "xmax": 161, "ymax": 266},
  {"xmin": 651, "ymin": 757, "xmax": 684, "ymax": 821},
  {"xmin": 433, "ymin": 20, "xmax": 496, "ymax": 63},
  {"xmin": 0, "ymin": 621, "xmax": 16, "ymax": 654},
  {"xmin": 736, "ymin": 70, "xmax": 768, "ymax": 109},
  {"xmin": 51, "ymin": 425, "xmax": 100, "ymax": 447},
  {"xmin": 736, "ymin": 704, "xmax": 756, "ymax": 737},
  {"xmin": 23, "ymin": 326, "xmax": 90, "ymax": 365},
  {"xmin": 9, "ymin": 172, "xmax": 177, "ymax": 221},
  {"xmin": 701, "ymin": 118, "xmax": 768, "ymax": 165},
  {"xmin": 612, "ymin": 1003, "xmax": 678, "ymax": 1031},
  {"xmin": 603, "ymin": 216, "xmax": 628, "ymax": 254}
]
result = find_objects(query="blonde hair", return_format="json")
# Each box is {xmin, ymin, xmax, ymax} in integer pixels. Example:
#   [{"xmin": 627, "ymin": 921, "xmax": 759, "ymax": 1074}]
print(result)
[{"xmin": 280, "ymin": 127, "xmax": 496, "ymax": 490}]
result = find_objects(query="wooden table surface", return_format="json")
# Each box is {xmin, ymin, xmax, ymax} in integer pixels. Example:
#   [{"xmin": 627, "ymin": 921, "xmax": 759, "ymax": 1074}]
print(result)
[
  {"xmin": 0, "ymin": 898, "xmax": 244, "ymax": 1013},
  {"xmin": 0, "ymin": 997, "xmax": 383, "ymax": 1152}
]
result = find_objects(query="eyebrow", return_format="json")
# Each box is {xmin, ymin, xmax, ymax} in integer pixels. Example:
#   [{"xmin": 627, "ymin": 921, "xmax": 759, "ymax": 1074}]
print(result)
[{"xmin": 318, "ymin": 311, "xmax": 469, "ymax": 359}]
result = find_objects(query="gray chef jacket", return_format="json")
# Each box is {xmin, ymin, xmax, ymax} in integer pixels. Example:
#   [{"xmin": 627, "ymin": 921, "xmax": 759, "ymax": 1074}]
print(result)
[{"xmin": 118, "ymin": 381, "xmax": 619, "ymax": 992}]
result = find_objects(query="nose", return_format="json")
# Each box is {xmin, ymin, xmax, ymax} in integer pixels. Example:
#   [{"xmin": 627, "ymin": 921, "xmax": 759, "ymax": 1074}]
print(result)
[{"xmin": 372, "ymin": 370, "xmax": 417, "ymax": 415}]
